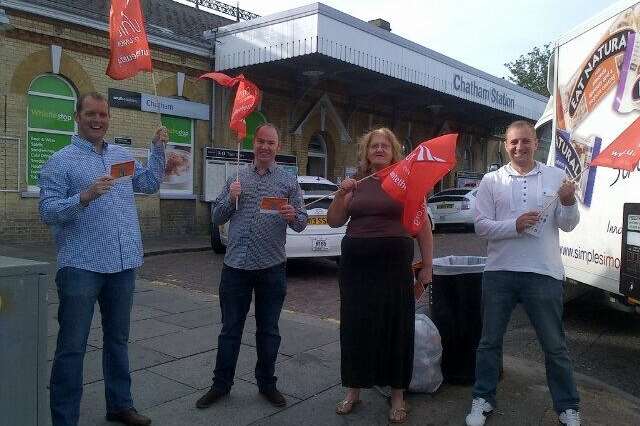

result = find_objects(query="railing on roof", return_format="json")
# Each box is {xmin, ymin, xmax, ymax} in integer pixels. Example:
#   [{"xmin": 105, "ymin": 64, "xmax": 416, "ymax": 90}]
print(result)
[{"xmin": 186, "ymin": 0, "xmax": 259, "ymax": 21}]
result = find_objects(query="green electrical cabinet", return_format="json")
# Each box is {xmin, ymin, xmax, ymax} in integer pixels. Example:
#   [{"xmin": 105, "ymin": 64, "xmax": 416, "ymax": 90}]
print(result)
[{"xmin": 0, "ymin": 256, "xmax": 49, "ymax": 426}]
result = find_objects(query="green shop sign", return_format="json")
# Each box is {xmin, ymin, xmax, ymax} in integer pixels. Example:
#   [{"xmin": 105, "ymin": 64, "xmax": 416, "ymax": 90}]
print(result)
[
  {"xmin": 28, "ymin": 94, "xmax": 75, "ymax": 132},
  {"xmin": 242, "ymin": 111, "xmax": 267, "ymax": 149},
  {"xmin": 161, "ymin": 115, "xmax": 192, "ymax": 145},
  {"xmin": 27, "ymin": 132, "xmax": 72, "ymax": 185}
]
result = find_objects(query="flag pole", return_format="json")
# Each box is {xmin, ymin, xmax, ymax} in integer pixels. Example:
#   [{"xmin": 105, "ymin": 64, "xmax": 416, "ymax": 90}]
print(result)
[
  {"xmin": 538, "ymin": 166, "xmax": 591, "ymax": 215},
  {"xmin": 236, "ymin": 138, "xmax": 241, "ymax": 210},
  {"xmin": 303, "ymin": 167, "xmax": 390, "ymax": 209}
]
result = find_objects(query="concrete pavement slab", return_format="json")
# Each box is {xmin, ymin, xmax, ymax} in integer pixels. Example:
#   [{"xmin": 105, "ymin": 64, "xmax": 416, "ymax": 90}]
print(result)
[
  {"xmin": 77, "ymin": 370, "xmax": 195, "ymax": 426},
  {"xmin": 135, "ymin": 324, "xmax": 224, "ymax": 358},
  {"xmin": 154, "ymin": 307, "xmax": 222, "ymax": 329},
  {"xmin": 251, "ymin": 385, "xmax": 390, "ymax": 426},
  {"xmin": 240, "ymin": 349, "xmax": 341, "ymax": 400},
  {"xmin": 148, "ymin": 345, "xmax": 274, "ymax": 390},
  {"xmin": 133, "ymin": 289, "xmax": 211, "ymax": 314},
  {"xmin": 140, "ymin": 380, "xmax": 299, "ymax": 426},
  {"xmin": 241, "ymin": 316, "xmax": 339, "ymax": 356}
]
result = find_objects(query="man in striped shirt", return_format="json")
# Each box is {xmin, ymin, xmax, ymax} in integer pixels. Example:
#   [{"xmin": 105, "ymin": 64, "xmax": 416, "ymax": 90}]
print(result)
[
  {"xmin": 39, "ymin": 92, "xmax": 166, "ymax": 426},
  {"xmin": 196, "ymin": 123, "xmax": 307, "ymax": 409}
]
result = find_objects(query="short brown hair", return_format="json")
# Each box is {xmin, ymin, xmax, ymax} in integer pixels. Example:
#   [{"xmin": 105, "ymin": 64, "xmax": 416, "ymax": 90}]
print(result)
[
  {"xmin": 76, "ymin": 92, "xmax": 109, "ymax": 114},
  {"xmin": 505, "ymin": 120, "xmax": 536, "ymax": 140},
  {"xmin": 253, "ymin": 122, "xmax": 280, "ymax": 142},
  {"xmin": 356, "ymin": 127, "xmax": 403, "ymax": 178}
]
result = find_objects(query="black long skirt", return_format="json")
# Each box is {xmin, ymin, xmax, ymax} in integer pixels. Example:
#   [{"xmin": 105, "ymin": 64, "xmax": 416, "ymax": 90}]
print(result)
[{"xmin": 339, "ymin": 235, "xmax": 415, "ymax": 389}]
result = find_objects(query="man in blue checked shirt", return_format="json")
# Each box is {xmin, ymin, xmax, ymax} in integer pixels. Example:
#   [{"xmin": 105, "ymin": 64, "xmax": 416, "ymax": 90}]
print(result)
[
  {"xmin": 39, "ymin": 92, "xmax": 166, "ymax": 426},
  {"xmin": 196, "ymin": 123, "xmax": 307, "ymax": 410}
]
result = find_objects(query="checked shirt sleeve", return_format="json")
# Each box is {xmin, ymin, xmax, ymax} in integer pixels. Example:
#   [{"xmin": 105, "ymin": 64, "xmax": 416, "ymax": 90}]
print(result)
[
  {"xmin": 132, "ymin": 143, "xmax": 165, "ymax": 194},
  {"xmin": 288, "ymin": 178, "xmax": 308, "ymax": 233},
  {"xmin": 38, "ymin": 158, "xmax": 84, "ymax": 225},
  {"xmin": 212, "ymin": 177, "xmax": 236, "ymax": 225}
]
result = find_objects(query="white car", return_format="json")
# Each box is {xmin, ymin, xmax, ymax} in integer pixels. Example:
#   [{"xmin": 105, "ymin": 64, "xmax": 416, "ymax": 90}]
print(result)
[
  {"xmin": 427, "ymin": 188, "xmax": 478, "ymax": 230},
  {"xmin": 211, "ymin": 176, "xmax": 346, "ymax": 259}
]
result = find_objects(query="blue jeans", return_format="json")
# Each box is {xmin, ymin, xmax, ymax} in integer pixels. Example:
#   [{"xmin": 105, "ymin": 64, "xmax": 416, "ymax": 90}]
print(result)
[
  {"xmin": 50, "ymin": 267, "xmax": 135, "ymax": 426},
  {"xmin": 472, "ymin": 271, "xmax": 579, "ymax": 414},
  {"xmin": 212, "ymin": 263, "xmax": 286, "ymax": 393}
]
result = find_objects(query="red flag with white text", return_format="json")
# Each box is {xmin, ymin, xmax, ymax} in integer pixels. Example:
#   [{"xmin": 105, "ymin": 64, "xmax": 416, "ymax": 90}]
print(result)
[
  {"xmin": 590, "ymin": 116, "xmax": 640, "ymax": 171},
  {"xmin": 200, "ymin": 72, "xmax": 261, "ymax": 138},
  {"xmin": 106, "ymin": 0, "xmax": 153, "ymax": 80},
  {"xmin": 378, "ymin": 134, "xmax": 458, "ymax": 235}
]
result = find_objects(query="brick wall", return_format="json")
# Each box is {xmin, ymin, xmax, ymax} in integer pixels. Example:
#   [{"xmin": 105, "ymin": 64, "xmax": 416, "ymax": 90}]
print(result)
[{"xmin": 0, "ymin": 11, "xmax": 213, "ymax": 243}]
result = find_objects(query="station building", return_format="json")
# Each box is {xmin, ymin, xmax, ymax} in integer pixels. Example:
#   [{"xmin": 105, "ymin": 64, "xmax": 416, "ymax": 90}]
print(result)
[{"xmin": 0, "ymin": 0, "xmax": 547, "ymax": 243}]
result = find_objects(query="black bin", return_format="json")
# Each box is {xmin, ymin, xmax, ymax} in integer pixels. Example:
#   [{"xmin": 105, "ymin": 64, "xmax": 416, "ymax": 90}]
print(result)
[{"xmin": 429, "ymin": 255, "xmax": 486, "ymax": 385}]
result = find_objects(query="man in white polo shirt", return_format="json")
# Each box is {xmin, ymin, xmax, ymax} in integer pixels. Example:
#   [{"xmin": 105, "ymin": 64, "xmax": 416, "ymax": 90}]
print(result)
[{"xmin": 465, "ymin": 121, "xmax": 581, "ymax": 426}]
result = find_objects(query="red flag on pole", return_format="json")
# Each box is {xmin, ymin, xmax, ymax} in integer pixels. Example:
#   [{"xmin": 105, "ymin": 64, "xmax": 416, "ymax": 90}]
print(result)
[
  {"xmin": 590, "ymin": 116, "xmax": 640, "ymax": 171},
  {"xmin": 106, "ymin": 0, "xmax": 153, "ymax": 80},
  {"xmin": 200, "ymin": 72, "xmax": 261, "ymax": 138},
  {"xmin": 378, "ymin": 134, "xmax": 458, "ymax": 235}
]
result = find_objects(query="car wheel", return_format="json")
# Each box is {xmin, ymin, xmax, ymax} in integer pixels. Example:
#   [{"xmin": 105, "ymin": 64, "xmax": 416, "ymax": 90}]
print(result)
[{"xmin": 211, "ymin": 224, "xmax": 226, "ymax": 254}]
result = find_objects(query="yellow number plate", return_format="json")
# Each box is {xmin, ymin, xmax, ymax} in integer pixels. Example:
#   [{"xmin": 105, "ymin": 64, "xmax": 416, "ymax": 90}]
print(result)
[{"xmin": 308, "ymin": 216, "xmax": 328, "ymax": 225}]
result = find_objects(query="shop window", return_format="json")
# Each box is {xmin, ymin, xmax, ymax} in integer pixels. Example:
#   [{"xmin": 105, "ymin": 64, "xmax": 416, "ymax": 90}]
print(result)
[{"xmin": 26, "ymin": 74, "xmax": 77, "ymax": 191}]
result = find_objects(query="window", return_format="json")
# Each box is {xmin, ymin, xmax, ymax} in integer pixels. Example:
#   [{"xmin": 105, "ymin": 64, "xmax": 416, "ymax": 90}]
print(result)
[
  {"xmin": 307, "ymin": 133, "xmax": 327, "ymax": 177},
  {"xmin": 535, "ymin": 120, "xmax": 552, "ymax": 163},
  {"xmin": 26, "ymin": 74, "xmax": 77, "ymax": 191}
]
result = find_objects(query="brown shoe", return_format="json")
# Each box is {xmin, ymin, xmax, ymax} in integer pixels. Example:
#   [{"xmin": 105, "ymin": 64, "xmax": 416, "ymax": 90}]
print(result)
[
  {"xmin": 105, "ymin": 408, "xmax": 151, "ymax": 426},
  {"xmin": 195, "ymin": 387, "xmax": 229, "ymax": 409},
  {"xmin": 260, "ymin": 389, "xmax": 287, "ymax": 407}
]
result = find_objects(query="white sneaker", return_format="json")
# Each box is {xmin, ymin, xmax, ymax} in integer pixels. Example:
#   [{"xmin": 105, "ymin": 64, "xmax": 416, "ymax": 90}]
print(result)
[
  {"xmin": 558, "ymin": 409, "xmax": 581, "ymax": 426},
  {"xmin": 465, "ymin": 397, "xmax": 494, "ymax": 426}
]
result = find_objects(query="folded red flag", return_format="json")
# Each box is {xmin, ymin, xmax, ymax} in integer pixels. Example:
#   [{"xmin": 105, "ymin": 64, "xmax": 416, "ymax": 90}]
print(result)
[
  {"xmin": 200, "ymin": 72, "xmax": 261, "ymax": 139},
  {"xmin": 590, "ymin": 116, "xmax": 640, "ymax": 171},
  {"xmin": 379, "ymin": 134, "xmax": 458, "ymax": 235},
  {"xmin": 106, "ymin": 0, "xmax": 153, "ymax": 80}
]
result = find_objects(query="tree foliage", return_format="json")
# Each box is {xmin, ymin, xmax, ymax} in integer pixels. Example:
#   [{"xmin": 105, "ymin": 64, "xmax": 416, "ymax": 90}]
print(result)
[{"xmin": 505, "ymin": 43, "xmax": 552, "ymax": 96}]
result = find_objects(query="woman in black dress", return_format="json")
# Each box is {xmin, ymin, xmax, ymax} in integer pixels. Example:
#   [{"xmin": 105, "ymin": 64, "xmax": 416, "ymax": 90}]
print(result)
[{"xmin": 327, "ymin": 127, "xmax": 433, "ymax": 423}]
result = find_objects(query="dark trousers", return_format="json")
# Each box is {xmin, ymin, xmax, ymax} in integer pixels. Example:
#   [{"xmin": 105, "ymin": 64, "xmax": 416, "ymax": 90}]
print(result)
[
  {"xmin": 50, "ymin": 267, "xmax": 135, "ymax": 426},
  {"xmin": 212, "ymin": 262, "xmax": 287, "ymax": 392}
]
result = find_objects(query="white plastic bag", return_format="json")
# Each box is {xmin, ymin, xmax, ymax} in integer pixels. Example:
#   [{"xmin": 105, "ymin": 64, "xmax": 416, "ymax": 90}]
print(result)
[{"xmin": 409, "ymin": 313, "xmax": 443, "ymax": 393}]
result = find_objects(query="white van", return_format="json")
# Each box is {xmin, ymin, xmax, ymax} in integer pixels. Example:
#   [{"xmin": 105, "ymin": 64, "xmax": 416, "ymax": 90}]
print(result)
[{"xmin": 535, "ymin": 0, "xmax": 640, "ymax": 312}]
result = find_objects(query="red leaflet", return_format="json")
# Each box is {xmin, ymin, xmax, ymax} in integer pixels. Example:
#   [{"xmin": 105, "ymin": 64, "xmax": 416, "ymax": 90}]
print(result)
[
  {"xmin": 106, "ymin": 0, "xmax": 152, "ymax": 80},
  {"xmin": 590, "ymin": 116, "xmax": 640, "ymax": 171},
  {"xmin": 200, "ymin": 72, "xmax": 261, "ymax": 138},
  {"xmin": 379, "ymin": 134, "xmax": 458, "ymax": 235}
]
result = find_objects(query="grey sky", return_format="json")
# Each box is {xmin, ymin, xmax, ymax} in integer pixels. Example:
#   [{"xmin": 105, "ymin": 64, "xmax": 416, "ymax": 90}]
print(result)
[{"xmin": 176, "ymin": 0, "xmax": 616, "ymax": 78}]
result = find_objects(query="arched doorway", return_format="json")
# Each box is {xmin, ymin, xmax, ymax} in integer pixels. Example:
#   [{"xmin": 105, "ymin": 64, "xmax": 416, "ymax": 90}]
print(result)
[{"xmin": 306, "ymin": 133, "xmax": 327, "ymax": 177}]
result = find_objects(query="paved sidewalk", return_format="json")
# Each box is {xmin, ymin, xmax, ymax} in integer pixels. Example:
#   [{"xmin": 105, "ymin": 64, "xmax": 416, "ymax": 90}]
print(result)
[{"xmin": 3, "ymin": 240, "xmax": 640, "ymax": 425}]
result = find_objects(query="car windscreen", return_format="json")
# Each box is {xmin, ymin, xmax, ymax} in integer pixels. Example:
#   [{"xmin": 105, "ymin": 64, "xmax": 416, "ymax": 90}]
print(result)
[
  {"xmin": 304, "ymin": 197, "xmax": 333, "ymax": 210},
  {"xmin": 428, "ymin": 195, "xmax": 467, "ymax": 203},
  {"xmin": 435, "ymin": 189, "xmax": 471, "ymax": 196},
  {"xmin": 300, "ymin": 183, "xmax": 338, "ymax": 195}
]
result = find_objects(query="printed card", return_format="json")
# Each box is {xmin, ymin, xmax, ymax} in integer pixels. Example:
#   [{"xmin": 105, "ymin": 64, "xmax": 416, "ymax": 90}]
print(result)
[
  {"xmin": 523, "ymin": 212, "xmax": 550, "ymax": 239},
  {"xmin": 260, "ymin": 197, "xmax": 287, "ymax": 214},
  {"xmin": 110, "ymin": 160, "xmax": 135, "ymax": 180}
]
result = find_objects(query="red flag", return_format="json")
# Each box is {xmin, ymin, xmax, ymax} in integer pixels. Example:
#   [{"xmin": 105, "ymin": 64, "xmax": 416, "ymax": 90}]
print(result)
[
  {"xmin": 200, "ymin": 72, "xmax": 261, "ymax": 138},
  {"xmin": 590, "ymin": 117, "xmax": 640, "ymax": 171},
  {"xmin": 379, "ymin": 134, "xmax": 458, "ymax": 235},
  {"xmin": 106, "ymin": 0, "xmax": 153, "ymax": 80}
]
